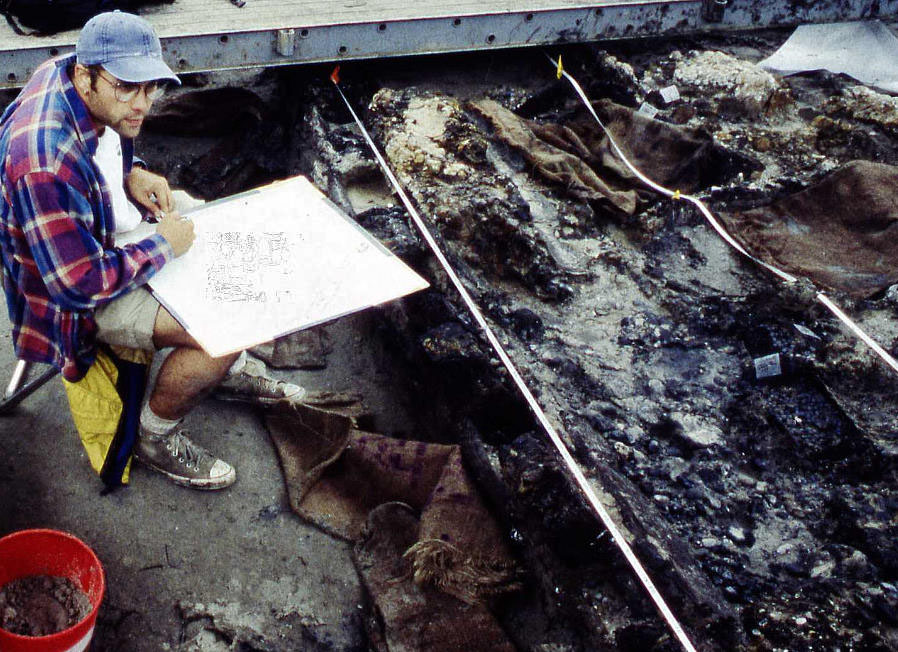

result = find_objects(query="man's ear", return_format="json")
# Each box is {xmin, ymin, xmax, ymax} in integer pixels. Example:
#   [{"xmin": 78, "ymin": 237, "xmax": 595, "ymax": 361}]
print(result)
[{"xmin": 72, "ymin": 64, "xmax": 91, "ymax": 97}]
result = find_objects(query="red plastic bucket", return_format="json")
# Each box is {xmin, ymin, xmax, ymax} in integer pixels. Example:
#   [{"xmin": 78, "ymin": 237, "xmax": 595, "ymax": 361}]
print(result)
[{"xmin": 0, "ymin": 529, "xmax": 105, "ymax": 652}]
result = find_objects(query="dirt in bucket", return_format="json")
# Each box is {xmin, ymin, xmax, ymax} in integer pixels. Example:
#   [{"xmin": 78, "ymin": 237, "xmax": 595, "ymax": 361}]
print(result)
[{"xmin": 0, "ymin": 575, "xmax": 92, "ymax": 637}]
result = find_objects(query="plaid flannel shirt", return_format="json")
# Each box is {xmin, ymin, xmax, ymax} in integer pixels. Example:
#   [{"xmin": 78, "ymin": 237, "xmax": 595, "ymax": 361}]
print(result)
[{"xmin": 0, "ymin": 55, "xmax": 173, "ymax": 381}]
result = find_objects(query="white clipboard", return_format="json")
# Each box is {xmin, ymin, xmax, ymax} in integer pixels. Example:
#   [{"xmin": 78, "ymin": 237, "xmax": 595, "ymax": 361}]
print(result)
[{"xmin": 118, "ymin": 175, "xmax": 429, "ymax": 357}]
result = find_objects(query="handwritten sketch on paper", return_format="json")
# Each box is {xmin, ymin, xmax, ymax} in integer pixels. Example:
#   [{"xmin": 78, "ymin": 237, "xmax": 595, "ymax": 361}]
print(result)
[
  {"xmin": 118, "ymin": 176, "xmax": 429, "ymax": 357},
  {"xmin": 204, "ymin": 231, "xmax": 293, "ymax": 304}
]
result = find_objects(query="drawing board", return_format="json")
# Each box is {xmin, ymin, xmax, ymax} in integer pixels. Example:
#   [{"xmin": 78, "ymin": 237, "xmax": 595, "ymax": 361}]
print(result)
[{"xmin": 118, "ymin": 176, "xmax": 429, "ymax": 357}]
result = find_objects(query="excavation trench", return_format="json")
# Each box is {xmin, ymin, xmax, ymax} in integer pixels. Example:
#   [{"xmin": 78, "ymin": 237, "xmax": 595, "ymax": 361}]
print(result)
[{"xmin": 130, "ymin": 33, "xmax": 898, "ymax": 651}]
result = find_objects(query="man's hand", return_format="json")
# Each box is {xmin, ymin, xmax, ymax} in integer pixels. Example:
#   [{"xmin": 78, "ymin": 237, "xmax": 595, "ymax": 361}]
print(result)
[
  {"xmin": 126, "ymin": 166, "xmax": 174, "ymax": 218},
  {"xmin": 155, "ymin": 212, "xmax": 195, "ymax": 257}
]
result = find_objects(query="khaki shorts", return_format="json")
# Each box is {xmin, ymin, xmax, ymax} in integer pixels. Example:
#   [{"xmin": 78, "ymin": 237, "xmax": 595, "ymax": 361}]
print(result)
[
  {"xmin": 94, "ymin": 286, "xmax": 159, "ymax": 351},
  {"xmin": 93, "ymin": 190, "xmax": 202, "ymax": 351}
]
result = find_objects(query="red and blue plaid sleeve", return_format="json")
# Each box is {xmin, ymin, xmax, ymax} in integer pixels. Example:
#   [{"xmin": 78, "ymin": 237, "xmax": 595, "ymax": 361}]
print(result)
[{"xmin": 12, "ymin": 170, "xmax": 173, "ymax": 311}]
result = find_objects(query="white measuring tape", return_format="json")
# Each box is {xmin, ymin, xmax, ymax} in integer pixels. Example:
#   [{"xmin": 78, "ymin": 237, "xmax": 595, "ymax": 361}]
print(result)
[
  {"xmin": 550, "ymin": 55, "xmax": 898, "ymax": 377},
  {"xmin": 330, "ymin": 69, "xmax": 700, "ymax": 652}
]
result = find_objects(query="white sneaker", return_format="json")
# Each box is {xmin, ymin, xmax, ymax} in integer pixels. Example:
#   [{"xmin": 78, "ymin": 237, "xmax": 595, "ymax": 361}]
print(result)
[
  {"xmin": 134, "ymin": 430, "xmax": 236, "ymax": 490},
  {"xmin": 214, "ymin": 358, "xmax": 306, "ymax": 406}
]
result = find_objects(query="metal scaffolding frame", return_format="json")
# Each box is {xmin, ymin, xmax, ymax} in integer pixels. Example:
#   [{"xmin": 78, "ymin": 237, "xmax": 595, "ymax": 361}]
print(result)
[{"xmin": 0, "ymin": 0, "xmax": 896, "ymax": 88}]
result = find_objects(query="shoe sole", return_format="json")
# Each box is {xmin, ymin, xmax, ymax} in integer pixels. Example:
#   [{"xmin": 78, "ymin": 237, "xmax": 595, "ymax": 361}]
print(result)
[
  {"xmin": 134, "ymin": 457, "xmax": 236, "ymax": 491},
  {"xmin": 212, "ymin": 388, "xmax": 307, "ymax": 406}
]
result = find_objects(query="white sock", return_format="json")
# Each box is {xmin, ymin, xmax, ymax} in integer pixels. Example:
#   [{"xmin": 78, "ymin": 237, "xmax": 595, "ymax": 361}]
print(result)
[
  {"xmin": 139, "ymin": 401, "xmax": 181, "ymax": 440},
  {"xmin": 227, "ymin": 350, "xmax": 248, "ymax": 378}
]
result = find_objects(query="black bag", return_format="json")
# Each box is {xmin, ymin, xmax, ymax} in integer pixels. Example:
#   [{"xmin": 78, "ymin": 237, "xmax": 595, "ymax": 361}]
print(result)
[{"xmin": 1, "ymin": 0, "xmax": 166, "ymax": 36}]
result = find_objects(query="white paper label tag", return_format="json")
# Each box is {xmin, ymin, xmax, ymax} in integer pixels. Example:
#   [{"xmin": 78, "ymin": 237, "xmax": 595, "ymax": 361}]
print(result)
[
  {"xmin": 659, "ymin": 85, "xmax": 680, "ymax": 103},
  {"xmin": 637, "ymin": 102, "xmax": 659, "ymax": 118},
  {"xmin": 754, "ymin": 353, "xmax": 782, "ymax": 379}
]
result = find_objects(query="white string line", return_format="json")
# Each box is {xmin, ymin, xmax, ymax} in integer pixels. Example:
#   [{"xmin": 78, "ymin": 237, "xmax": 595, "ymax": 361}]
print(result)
[
  {"xmin": 551, "ymin": 56, "xmax": 898, "ymax": 377},
  {"xmin": 331, "ymin": 80, "xmax": 700, "ymax": 652},
  {"xmin": 816, "ymin": 292, "xmax": 898, "ymax": 374}
]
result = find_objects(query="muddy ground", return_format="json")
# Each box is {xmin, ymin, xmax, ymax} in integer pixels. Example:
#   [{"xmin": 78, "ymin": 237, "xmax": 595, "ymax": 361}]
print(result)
[
  {"xmin": 4, "ymin": 23, "xmax": 898, "ymax": 652},
  {"xmin": 256, "ymin": 30, "xmax": 898, "ymax": 651}
]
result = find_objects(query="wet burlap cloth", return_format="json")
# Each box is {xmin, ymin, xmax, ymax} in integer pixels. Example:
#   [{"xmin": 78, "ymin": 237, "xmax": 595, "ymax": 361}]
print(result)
[
  {"xmin": 719, "ymin": 160, "xmax": 898, "ymax": 299},
  {"xmin": 249, "ymin": 326, "xmax": 333, "ymax": 370},
  {"xmin": 264, "ymin": 400, "xmax": 518, "ymax": 651},
  {"xmin": 470, "ymin": 98, "xmax": 738, "ymax": 215},
  {"xmin": 475, "ymin": 99, "xmax": 898, "ymax": 299}
]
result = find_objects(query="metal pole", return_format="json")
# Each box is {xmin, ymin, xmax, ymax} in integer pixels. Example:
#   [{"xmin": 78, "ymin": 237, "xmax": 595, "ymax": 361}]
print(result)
[{"xmin": 5, "ymin": 360, "xmax": 26, "ymax": 399}]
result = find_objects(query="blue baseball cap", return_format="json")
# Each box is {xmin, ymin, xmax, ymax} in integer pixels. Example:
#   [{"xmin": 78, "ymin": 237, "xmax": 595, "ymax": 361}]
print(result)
[{"xmin": 76, "ymin": 11, "xmax": 180, "ymax": 85}]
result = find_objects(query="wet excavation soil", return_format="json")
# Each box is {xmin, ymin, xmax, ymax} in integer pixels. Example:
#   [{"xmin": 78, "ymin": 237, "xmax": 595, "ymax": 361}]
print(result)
[
  {"xmin": 0, "ymin": 575, "xmax": 91, "ymax": 637},
  {"xmin": 137, "ymin": 27, "xmax": 898, "ymax": 652}
]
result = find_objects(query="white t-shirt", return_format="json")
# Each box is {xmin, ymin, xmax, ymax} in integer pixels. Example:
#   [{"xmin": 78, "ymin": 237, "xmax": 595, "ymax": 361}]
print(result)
[{"xmin": 93, "ymin": 128, "xmax": 143, "ymax": 234}]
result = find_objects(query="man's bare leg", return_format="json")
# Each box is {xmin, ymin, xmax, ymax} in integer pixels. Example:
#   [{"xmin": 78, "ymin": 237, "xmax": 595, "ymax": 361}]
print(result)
[
  {"xmin": 135, "ymin": 305, "xmax": 302, "ymax": 490},
  {"xmin": 134, "ymin": 306, "xmax": 240, "ymax": 490},
  {"xmin": 148, "ymin": 307, "xmax": 240, "ymax": 420}
]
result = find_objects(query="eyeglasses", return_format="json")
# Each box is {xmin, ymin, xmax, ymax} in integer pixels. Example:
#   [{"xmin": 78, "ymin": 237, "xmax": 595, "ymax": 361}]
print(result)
[{"xmin": 95, "ymin": 71, "xmax": 165, "ymax": 103}]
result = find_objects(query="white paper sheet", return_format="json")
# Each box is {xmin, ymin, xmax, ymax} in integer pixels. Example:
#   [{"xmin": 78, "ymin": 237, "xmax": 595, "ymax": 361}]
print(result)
[
  {"xmin": 119, "ymin": 176, "xmax": 429, "ymax": 357},
  {"xmin": 759, "ymin": 20, "xmax": 898, "ymax": 94}
]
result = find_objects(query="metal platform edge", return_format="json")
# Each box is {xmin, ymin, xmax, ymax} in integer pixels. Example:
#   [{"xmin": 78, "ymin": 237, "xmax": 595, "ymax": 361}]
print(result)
[{"xmin": 2, "ymin": 0, "xmax": 898, "ymax": 88}]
